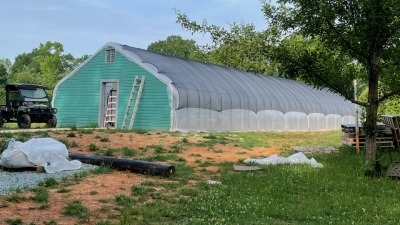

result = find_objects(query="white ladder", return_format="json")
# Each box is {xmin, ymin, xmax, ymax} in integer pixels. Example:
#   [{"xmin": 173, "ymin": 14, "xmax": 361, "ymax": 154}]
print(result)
[
  {"xmin": 103, "ymin": 90, "xmax": 117, "ymax": 127},
  {"xmin": 122, "ymin": 75, "xmax": 145, "ymax": 129}
]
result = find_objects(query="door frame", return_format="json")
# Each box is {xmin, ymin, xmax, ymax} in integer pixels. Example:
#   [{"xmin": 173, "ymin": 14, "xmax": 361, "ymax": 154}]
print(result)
[{"xmin": 99, "ymin": 79, "xmax": 119, "ymax": 127}]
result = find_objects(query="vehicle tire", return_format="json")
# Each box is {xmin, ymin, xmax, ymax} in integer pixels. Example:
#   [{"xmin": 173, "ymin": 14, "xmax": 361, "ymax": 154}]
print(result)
[
  {"xmin": 47, "ymin": 115, "xmax": 57, "ymax": 128},
  {"xmin": 18, "ymin": 114, "xmax": 31, "ymax": 129},
  {"xmin": 0, "ymin": 113, "xmax": 3, "ymax": 128}
]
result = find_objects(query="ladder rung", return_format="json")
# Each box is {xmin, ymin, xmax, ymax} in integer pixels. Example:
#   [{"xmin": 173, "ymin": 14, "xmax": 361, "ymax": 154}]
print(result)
[{"xmin": 122, "ymin": 75, "xmax": 145, "ymax": 129}]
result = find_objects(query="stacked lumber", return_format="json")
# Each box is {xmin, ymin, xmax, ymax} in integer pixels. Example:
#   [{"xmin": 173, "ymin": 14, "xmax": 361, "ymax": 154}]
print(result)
[
  {"xmin": 341, "ymin": 123, "xmax": 394, "ymax": 148},
  {"xmin": 382, "ymin": 115, "xmax": 400, "ymax": 148}
]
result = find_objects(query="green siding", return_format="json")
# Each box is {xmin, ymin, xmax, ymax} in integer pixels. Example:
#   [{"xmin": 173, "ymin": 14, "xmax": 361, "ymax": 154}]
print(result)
[{"xmin": 54, "ymin": 50, "xmax": 170, "ymax": 130}]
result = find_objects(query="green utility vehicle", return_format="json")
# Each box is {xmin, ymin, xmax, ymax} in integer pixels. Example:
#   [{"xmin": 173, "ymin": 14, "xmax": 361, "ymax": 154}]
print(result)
[{"xmin": 0, "ymin": 83, "xmax": 57, "ymax": 128}]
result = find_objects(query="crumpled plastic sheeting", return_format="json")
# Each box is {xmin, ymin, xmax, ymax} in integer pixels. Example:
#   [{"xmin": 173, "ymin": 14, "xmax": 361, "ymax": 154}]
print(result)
[
  {"xmin": 0, "ymin": 138, "xmax": 81, "ymax": 173},
  {"xmin": 243, "ymin": 152, "xmax": 323, "ymax": 168}
]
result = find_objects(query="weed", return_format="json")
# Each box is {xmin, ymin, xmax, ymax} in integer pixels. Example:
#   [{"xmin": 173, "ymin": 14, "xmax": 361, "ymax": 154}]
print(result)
[
  {"xmin": 78, "ymin": 129, "xmax": 94, "ymax": 134},
  {"xmin": 203, "ymin": 134, "xmax": 217, "ymax": 139},
  {"xmin": 151, "ymin": 145, "xmax": 166, "ymax": 154},
  {"xmin": 58, "ymin": 139, "xmax": 70, "ymax": 148},
  {"xmin": 0, "ymin": 133, "xmax": 14, "ymax": 138},
  {"xmin": 38, "ymin": 178, "xmax": 59, "ymax": 187},
  {"xmin": 213, "ymin": 149, "xmax": 224, "ymax": 153},
  {"xmin": 43, "ymin": 220, "xmax": 58, "ymax": 225},
  {"xmin": 199, "ymin": 161, "xmax": 214, "ymax": 167},
  {"xmin": 89, "ymin": 143, "xmax": 100, "ymax": 151},
  {"xmin": 115, "ymin": 194, "xmax": 135, "ymax": 206},
  {"xmin": 70, "ymin": 141, "xmax": 80, "ymax": 147},
  {"xmin": 176, "ymin": 157, "xmax": 187, "ymax": 162},
  {"xmin": 38, "ymin": 203, "xmax": 50, "ymax": 210},
  {"xmin": 67, "ymin": 132, "xmax": 76, "ymax": 138},
  {"xmin": 0, "ymin": 201, "xmax": 8, "ymax": 208},
  {"xmin": 103, "ymin": 148, "xmax": 114, "ymax": 156},
  {"xmin": 90, "ymin": 190, "xmax": 98, "ymax": 195},
  {"xmin": 5, "ymin": 194, "xmax": 27, "ymax": 203},
  {"xmin": 62, "ymin": 200, "xmax": 89, "ymax": 220},
  {"xmin": 98, "ymin": 198, "xmax": 110, "ymax": 203},
  {"xmin": 131, "ymin": 185, "xmax": 156, "ymax": 196},
  {"xmin": 141, "ymin": 180, "xmax": 156, "ymax": 186},
  {"xmin": 17, "ymin": 132, "xmax": 33, "ymax": 141},
  {"xmin": 5, "ymin": 218, "xmax": 23, "ymax": 225},
  {"xmin": 92, "ymin": 163, "xmax": 113, "ymax": 174},
  {"xmin": 121, "ymin": 147, "xmax": 136, "ymax": 157},
  {"xmin": 32, "ymin": 187, "xmax": 49, "ymax": 203},
  {"xmin": 70, "ymin": 125, "xmax": 78, "ymax": 131},
  {"xmin": 179, "ymin": 188, "xmax": 199, "ymax": 197},
  {"xmin": 182, "ymin": 137, "xmax": 189, "ymax": 143},
  {"xmin": 96, "ymin": 220, "xmax": 114, "ymax": 225},
  {"xmin": 100, "ymin": 137, "xmax": 110, "ymax": 142},
  {"xmin": 170, "ymin": 142, "xmax": 183, "ymax": 153},
  {"xmin": 57, "ymin": 187, "xmax": 71, "ymax": 193},
  {"xmin": 141, "ymin": 154, "xmax": 177, "ymax": 162},
  {"xmin": 133, "ymin": 129, "xmax": 147, "ymax": 134}
]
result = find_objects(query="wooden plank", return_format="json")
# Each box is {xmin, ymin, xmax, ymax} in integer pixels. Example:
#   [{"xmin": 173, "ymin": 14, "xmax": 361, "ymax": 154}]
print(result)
[{"xmin": 233, "ymin": 165, "xmax": 262, "ymax": 171}]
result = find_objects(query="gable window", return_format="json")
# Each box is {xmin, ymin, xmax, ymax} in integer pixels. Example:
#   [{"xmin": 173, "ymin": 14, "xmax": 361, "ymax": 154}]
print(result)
[{"xmin": 105, "ymin": 47, "xmax": 116, "ymax": 63}]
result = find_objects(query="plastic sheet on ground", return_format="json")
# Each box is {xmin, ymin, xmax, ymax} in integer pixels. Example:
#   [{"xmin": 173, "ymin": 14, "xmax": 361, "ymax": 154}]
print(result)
[
  {"xmin": 243, "ymin": 152, "xmax": 323, "ymax": 168},
  {"xmin": 0, "ymin": 138, "xmax": 81, "ymax": 173}
]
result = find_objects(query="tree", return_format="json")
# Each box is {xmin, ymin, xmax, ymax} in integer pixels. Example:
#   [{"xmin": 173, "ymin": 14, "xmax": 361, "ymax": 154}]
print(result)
[
  {"xmin": 8, "ymin": 41, "xmax": 88, "ymax": 92},
  {"xmin": 0, "ymin": 58, "xmax": 12, "ymax": 73},
  {"xmin": 147, "ymin": 35, "xmax": 205, "ymax": 61},
  {"xmin": 176, "ymin": 11, "xmax": 278, "ymax": 75},
  {"xmin": 263, "ymin": 0, "xmax": 400, "ymax": 173},
  {"xmin": 0, "ymin": 64, "xmax": 7, "ymax": 104}
]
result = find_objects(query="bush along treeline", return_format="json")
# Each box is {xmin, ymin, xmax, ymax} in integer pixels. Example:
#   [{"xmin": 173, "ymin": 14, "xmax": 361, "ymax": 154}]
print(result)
[{"xmin": 0, "ymin": 42, "xmax": 89, "ymax": 103}]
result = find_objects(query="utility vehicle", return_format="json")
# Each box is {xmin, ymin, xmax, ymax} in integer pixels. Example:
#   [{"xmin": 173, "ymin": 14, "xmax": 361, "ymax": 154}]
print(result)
[{"xmin": 0, "ymin": 83, "xmax": 57, "ymax": 128}]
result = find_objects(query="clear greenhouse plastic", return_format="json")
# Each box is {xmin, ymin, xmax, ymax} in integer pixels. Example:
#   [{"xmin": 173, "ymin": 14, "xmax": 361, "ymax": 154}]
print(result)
[{"xmin": 119, "ymin": 44, "xmax": 356, "ymax": 131}]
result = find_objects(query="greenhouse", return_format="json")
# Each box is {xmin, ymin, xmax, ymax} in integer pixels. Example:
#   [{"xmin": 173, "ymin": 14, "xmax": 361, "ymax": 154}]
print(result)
[{"xmin": 53, "ymin": 42, "xmax": 356, "ymax": 131}]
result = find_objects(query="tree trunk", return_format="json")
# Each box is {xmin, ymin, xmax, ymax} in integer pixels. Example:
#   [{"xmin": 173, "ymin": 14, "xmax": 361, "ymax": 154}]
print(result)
[{"xmin": 365, "ymin": 54, "xmax": 380, "ymax": 169}]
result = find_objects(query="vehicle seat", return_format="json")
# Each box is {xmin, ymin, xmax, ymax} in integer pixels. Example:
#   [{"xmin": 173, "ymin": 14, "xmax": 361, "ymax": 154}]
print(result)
[{"xmin": 11, "ymin": 100, "xmax": 20, "ymax": 108}]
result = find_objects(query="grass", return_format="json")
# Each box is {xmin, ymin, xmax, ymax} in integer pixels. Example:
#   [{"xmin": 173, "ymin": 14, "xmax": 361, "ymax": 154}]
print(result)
[
  {"xmin": 3, "ymin": 130, "xmax": 400, "ymax": 224},
  {"xmin": 62, "ymin": 200, "xmax": 90, "ymax": 221},
  {"xmin": 174, "ymin": 147, "xmax": 400, "ymax": 224},
  {"xmin": 5, "ymin": 218, "xmax": 23, "ymax": 225},
  {"xmin": 32, "ymin": 187, "xmax": 49, "ymax": 203}
]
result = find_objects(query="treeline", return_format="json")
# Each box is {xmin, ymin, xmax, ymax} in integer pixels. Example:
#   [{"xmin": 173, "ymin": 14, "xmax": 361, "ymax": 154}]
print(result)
[{"xmin": 0, "ymin": 42, "xmax": 89, "ymax": 103}]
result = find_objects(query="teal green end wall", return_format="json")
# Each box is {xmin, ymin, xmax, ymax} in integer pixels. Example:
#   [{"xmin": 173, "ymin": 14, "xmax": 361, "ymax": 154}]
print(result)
[{"xmin": 54, "ymin": 50, "xmax": 170, "ymax": 130}]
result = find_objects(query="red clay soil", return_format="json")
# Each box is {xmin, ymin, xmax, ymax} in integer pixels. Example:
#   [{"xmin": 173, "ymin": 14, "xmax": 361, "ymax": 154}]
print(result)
[{"xmin": 0, "ymin": 131, "xmax": 279, "ymax": 225}]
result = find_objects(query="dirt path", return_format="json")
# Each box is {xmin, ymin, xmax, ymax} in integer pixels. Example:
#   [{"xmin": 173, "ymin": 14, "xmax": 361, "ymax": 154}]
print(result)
[{"xmin": 0, "ymin": 130, "xmax": 280, "ymax": 224}]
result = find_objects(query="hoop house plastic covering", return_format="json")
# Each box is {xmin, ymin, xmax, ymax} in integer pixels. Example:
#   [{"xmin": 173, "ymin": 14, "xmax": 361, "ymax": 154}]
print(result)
[{"xmin": 120, "ymin": 44, "xmax": 355, "ymax": 131}]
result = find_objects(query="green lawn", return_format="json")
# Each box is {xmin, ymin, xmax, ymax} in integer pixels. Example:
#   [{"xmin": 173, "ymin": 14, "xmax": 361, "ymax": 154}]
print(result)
[
  {"xmin": 2, "ymin": 130, "xmax": 400, "ymax": 225},
  {"xmin": 175, "ymin": 147, "xmax": 400, "ymax": 225}
]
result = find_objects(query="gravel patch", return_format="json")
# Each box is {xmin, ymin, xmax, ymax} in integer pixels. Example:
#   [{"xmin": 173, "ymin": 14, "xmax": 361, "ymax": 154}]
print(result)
[{"xmin": 0, "ymin": 164, "xmax": 97, "ymax": 195}]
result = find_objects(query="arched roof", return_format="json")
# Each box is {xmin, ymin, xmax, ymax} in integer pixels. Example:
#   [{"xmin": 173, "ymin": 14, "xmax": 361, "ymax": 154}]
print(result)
[{"xmin": 120, "ymin": 44, "xmax": 354, "ymax": 116}]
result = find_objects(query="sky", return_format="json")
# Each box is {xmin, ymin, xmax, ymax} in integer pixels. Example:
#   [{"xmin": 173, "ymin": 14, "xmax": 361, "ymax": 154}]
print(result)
[{"xmin": 1, "ymin": 0, "xmax": 268, "ymax": 61}]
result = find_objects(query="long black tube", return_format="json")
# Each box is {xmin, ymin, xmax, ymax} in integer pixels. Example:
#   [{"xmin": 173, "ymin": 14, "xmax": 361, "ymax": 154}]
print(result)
[{"xmin": 69, "ymin": 153, "xmax": 175, "ymax": 176}]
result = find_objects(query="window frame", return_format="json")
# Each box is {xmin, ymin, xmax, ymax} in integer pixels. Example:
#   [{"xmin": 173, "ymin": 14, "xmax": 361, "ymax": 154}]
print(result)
[{"xmin": 105, "ymin": 47, "xmax": 116, "ymax": 63}]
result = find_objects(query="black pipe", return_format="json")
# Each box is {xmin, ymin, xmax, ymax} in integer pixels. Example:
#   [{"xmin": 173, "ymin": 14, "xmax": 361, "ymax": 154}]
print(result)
[{"xmin": 69, "ymin": 153, "xmax": 175, "ymax": 176}]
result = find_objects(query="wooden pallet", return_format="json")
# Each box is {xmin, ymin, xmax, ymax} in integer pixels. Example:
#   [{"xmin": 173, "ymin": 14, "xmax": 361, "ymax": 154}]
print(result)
[{"xmin": 1, "ymin": 166, "xmax": 45, "ymax": 173}]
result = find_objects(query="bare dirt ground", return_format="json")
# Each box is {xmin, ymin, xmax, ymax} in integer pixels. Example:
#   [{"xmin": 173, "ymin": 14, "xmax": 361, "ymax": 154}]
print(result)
[{"xmin": 0, "ymin": 130, "xmax": 280, "ymax": 225}]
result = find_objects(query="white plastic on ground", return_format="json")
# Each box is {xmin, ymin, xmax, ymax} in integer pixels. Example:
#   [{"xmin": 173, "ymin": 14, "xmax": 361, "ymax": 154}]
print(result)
[
  {"xmin": 0, "ymin": 138, "xmax": 81, "ymax": 173},
  {"xmin": 243, "ymin": 152, "xmax": 323, "ymax": 168}
]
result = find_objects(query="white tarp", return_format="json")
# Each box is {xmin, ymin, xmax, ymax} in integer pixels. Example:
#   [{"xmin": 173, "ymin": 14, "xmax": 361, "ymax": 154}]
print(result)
[
  {"xmin": 243, "ymin": 152, "xmax": 323, "ymax": 168},
  {"xmin": 0, "ymin": 138, "xmax": 81, "ymax": 173}
]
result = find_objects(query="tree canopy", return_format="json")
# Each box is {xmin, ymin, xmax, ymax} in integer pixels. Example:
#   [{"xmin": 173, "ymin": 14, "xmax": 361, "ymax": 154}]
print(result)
[
  {"xmin": 263, "ymin": 0, "xmax": 400, "ymax": 172},
  {"xmin": 8, "ymin": 41, "xmax": 89, "ymax": 92},
  {"xmin": 147, "ymin": 35, "xmax": 205, "ymax": 61},
  {"xmin": 176, "ymin": 11, "xmax": 278, "ymax": 75}
]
